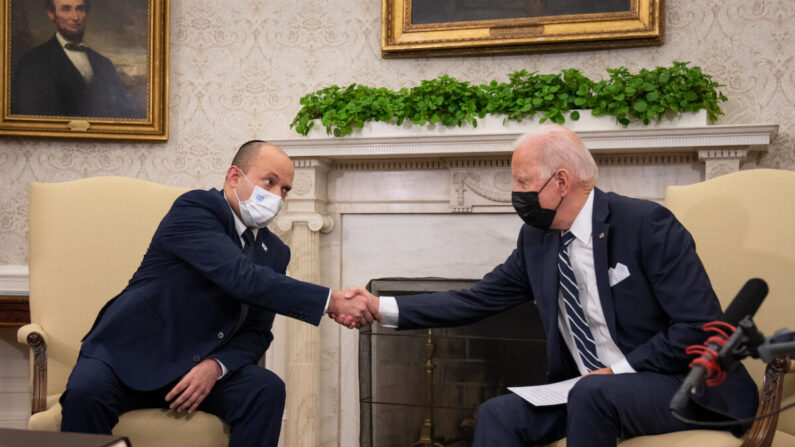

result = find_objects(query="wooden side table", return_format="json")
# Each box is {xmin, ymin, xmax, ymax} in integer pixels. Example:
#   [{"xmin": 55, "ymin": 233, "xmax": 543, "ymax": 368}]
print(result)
[{"xmin": 0, "ymin": 295, "xmax": 30, "ymax": 327}]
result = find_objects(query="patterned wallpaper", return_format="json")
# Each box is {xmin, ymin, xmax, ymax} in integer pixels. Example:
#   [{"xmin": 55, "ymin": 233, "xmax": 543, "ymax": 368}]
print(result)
[{"xmin": 1, "ymin": 0, "xmax": 793, "ymax": 265}]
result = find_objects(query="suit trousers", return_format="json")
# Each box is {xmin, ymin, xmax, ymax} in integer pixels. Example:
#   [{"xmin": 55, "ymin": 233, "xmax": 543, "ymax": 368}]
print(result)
[
  {"xmin": 473, "ymin": 372, "xmax": 730, "ymax": 447},
  {"xmin": 61, "ymin": 355, "xmax": 286, "ymax": 447}
]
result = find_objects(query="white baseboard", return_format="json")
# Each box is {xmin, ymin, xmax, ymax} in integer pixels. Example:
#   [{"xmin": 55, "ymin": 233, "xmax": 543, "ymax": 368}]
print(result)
[{"xmin": 0, "ymin": 266, "xmax": 29, "ymax": 295}]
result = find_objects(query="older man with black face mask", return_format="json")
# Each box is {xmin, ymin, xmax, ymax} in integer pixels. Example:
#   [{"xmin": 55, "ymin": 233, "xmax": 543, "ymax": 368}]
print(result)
[
  {"xmin": 341, "ymin": 124, "xmax": 759, "ymax": 446},
  {"xmin": 61, "ymin": 141, "xmax": 379, "ymax": 447},
  {"xmin": 10, "ymin": 0, "xmax": 143, "ymax": 118}
]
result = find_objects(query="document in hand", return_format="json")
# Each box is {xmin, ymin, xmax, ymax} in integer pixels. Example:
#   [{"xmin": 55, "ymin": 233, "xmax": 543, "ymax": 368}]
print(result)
[{"xmin": 508, "ymin": 377, "xmax": 581, "ymax": 406}]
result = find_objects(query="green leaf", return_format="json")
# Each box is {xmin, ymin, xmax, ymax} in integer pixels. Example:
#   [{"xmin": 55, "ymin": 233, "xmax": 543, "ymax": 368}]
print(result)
[{"xmin": 633, "ymin": 101, "xmax": 648, "ymax": 112}]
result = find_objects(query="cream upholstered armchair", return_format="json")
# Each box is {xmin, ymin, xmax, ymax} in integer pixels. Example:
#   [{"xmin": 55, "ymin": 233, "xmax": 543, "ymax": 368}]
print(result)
[
  {"xmin": 548, "ymin": 168, "xmax": 795, "ymax": 447},
  {"xmin": 18, "ymin": 177, "xmax": 230, "ymax": 446}
]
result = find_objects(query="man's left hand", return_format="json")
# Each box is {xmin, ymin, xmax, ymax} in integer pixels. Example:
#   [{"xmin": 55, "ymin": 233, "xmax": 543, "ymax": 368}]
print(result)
[
  {"xmin": 585, "ymin": 367, "xmax": 614, "ymax": 376},
  {"xmin": 165, "ymin": 359, "xmax": 221, "ymax": 413}
]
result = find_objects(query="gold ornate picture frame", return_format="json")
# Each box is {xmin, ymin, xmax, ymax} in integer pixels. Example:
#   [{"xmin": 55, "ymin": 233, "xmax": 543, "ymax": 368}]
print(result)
[
  {"xmin": 382, "ymin": 0, "xmax": 663, "ymax": 58},
  {"xmin": 0, "ymin": 0, "xmax": 169, "ymax": 140}
]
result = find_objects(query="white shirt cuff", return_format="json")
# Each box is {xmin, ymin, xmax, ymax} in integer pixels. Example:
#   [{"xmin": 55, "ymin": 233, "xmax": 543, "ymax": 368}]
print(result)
[
  {"xmin": 323, "ymin": 290, "xmax": 331, "ymax": 314},
  {"xmin": 213, "ymin": 358, "xmax": 228, "ymax": 380},
  {"xmin": 379, "ymin": 296, "xmax": 399, "ymax": 328},
  {"xmin": 609, "ymin": 357, "xmax": 636, "ymax": 374}
]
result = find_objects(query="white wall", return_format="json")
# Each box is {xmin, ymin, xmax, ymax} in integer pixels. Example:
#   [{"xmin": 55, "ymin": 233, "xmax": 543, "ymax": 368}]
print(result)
[{"xmin": 0, "ymin": 327, "xmax": 30, "ymax": 429}]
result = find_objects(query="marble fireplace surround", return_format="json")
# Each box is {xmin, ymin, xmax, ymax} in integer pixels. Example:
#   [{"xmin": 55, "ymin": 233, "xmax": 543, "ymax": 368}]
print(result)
[{"xmin": 267, "ymin": 121, "xmax": 778, "ymax": 446}]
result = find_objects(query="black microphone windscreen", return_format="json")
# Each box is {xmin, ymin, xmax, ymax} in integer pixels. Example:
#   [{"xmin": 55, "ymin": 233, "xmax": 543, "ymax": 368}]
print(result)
[{"xmin": 720, "ymin": 278, "xmax": 768, "ymax": 325}]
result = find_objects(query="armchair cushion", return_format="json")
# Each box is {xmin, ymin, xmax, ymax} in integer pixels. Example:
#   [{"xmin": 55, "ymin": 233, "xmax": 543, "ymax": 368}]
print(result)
[{"xmin": 30, "ymin": 399, "xmax": 229, "ymax": 447}]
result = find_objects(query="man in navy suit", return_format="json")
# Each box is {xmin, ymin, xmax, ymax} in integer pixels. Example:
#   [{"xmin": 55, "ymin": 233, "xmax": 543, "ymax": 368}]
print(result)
[
  {"xmin": 342, "ymin": 125, "xmax": 758, "ymax": 446},
  {"xmin": 61, "ymin": 141, "xmax": 377, "ymax": 446},
  {"xmin": 10, "ymin": 0, "xmax": 143, "ymax": 118}
]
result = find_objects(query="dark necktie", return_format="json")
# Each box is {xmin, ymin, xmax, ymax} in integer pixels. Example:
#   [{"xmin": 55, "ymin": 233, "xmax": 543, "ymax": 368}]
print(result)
[
  {"xmin": 559, "ymin": 231, "xmax": 605, "ymax": 372},
  {"xmin": 64, "ymin": 42, "xmax": 88, "ymax": 52},
  {"xmin": 232, "ymin": 229, "xmax": 255, "ymax": 333},
  {"xmin": 242, "ymin": 229, "xmax": 257, "ymax": 262}
]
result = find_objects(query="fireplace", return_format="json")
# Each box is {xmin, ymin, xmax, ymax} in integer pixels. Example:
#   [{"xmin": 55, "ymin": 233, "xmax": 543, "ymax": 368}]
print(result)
[{"xmin": 359, "ymin": 278, "xmax": 548, "ymax": 447}]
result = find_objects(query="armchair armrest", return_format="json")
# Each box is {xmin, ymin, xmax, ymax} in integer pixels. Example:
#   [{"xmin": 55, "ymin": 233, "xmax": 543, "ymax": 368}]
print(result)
[
  {"xmin": 741, "ymin": 356, "xmax": 792, "ymax": 447},
  {"xmin": 17, "ymin": 323, "xmax": 48, "ymax": 345},
  {"xmin": 16, "ymin": 323, "xmax": 49, "ymax": 414}
]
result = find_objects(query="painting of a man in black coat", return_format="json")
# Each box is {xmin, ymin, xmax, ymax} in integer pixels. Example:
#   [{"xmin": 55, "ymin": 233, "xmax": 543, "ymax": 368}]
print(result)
[{"xmin": 11, "ymin": 0, "xmax": 145, "ymax": 119}]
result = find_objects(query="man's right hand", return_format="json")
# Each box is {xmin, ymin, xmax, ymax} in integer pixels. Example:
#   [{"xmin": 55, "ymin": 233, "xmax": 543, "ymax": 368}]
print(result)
[{"xmin": 327, "ymin": 286, "xmax": 380, "ymax": 329}]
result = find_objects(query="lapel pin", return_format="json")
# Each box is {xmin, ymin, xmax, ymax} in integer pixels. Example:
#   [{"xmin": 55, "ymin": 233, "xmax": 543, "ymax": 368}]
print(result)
[
  {"xmin": 262, "ymin": 242, "xmax": 268, "ymax": 251},
  {"xmin": 599, "ymin": 232, "xmax": 605, "ymax": 239}
]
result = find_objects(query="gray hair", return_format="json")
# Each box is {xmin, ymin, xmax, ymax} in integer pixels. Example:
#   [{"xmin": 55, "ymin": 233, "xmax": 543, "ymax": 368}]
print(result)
[{"xmin": 512, "ymin": 124, "xmax": 598, "ymax": 186}]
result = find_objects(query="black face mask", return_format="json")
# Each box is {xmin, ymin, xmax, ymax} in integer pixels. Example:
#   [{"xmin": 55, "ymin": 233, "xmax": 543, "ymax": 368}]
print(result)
[{"xmin": 512, "ymin": 174, "xmax": 564, "ymax": 230}]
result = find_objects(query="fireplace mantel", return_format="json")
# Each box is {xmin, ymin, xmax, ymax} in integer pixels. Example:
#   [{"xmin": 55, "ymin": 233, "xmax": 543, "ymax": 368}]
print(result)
[{"xmin": 272, "ymin": 123, "xmax": 777, "ymax": 159}]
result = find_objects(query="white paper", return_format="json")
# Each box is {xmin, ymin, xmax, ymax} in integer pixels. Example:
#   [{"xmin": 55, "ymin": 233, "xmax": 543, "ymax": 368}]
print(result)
[{"xmin": 508, "ymin": 377, "xmax": 581, "ymax": 406}]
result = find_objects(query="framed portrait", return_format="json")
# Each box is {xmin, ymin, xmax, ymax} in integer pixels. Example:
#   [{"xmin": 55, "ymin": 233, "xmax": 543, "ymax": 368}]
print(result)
[
  {"xmin": 382, "ymin": 0, "xmax": 664, "ymax": 58},
  {"xmin": 0, "ymin": 0, "xmax": 169, "ymax": 140}
]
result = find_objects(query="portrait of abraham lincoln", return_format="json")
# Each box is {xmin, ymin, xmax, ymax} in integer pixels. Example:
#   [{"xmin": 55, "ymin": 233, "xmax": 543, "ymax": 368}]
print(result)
[{"xmin": 9, "ymin": 0, "xmax": 148, "ymax": 120}]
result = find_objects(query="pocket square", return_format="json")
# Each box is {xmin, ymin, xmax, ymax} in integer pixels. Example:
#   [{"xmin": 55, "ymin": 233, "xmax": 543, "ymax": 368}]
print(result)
[{"xmin": 608, "ymin": 263, "xmax": 630, "ymax": 287}]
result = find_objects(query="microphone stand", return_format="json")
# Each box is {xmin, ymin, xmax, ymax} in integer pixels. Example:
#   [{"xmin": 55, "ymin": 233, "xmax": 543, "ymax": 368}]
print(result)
[
  {"xmin": 757, "ymin": 329, "xmax": 795, "ymax": 363},
  {"xmin": 717, "ymin": 317, "xmax": 766, "ymax": 369},
  {"xmin": 718, "ymin": 316, "xmax": 795, "ymax": 365}
]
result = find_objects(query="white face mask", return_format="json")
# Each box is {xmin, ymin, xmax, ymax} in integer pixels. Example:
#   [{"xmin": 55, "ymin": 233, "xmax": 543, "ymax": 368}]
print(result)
[{"xmin": 234, "ymin": 168, "xmax": 284, "ymax": 228}]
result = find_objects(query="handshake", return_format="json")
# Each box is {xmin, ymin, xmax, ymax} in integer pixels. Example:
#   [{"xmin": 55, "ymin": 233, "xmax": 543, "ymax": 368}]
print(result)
[{"xmin": 326, "ymin": 286, "xmax": 380, "ymax": 329}]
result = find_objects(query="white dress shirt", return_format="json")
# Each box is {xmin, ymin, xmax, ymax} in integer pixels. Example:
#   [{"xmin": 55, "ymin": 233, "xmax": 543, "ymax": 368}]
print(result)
[
  {"xmin": 379, "ymin": 189, "xmax": 634, "ymax": 376},
  {"xmin": 56, "ymin": 32, "xmax": 93, "ymax": 83},
  {"xmin": 558, "ymin": 190, "xmax": 634, "ymax": 375}
]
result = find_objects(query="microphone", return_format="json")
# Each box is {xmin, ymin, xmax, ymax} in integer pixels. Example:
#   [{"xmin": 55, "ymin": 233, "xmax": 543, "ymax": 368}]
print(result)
[{"xmin": 669, "ymin": 278, "xmax": 768, "ymax": 413}]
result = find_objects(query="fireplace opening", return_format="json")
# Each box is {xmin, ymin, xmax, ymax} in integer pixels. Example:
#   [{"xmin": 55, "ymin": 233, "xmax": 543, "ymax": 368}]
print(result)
[{"xmin": 359, "ymin": 278, "xmax": 548, "ymax": 447}]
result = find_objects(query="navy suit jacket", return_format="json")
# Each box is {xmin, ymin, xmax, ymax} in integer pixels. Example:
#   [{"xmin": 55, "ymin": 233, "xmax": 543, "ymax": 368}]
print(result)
[
  {"xmin": 395, "ymin": 188, "xmax": 757, "ymax": 424},
  {"xmin": 11, "ymin": 36, "xmax": 143, "ymax": 118},
  {"xmin": 81, "ymin": 189, "xmax": 329, "ymax": 391}
]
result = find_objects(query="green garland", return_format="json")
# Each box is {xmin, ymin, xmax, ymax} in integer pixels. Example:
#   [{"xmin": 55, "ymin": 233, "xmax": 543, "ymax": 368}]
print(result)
[{"xmin": 291, "ymin": 61, "xmax": 727, "ymax": 137}]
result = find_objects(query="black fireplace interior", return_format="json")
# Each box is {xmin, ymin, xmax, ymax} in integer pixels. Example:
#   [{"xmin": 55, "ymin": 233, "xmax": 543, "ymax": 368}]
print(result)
[{"xmin": 359, "ymin": 278, "xmax": 548, "ymax": 447}]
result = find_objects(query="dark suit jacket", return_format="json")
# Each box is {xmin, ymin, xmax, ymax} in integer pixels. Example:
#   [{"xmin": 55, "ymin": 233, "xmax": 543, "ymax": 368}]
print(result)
[
  {"xmin": 395, "ymin": 188, "xmax": 758, "ymax": 425},
  {"xmin": 11, "ymin": 36, "xmax": 144, "ymax": 118},
  {"xmin": 81, "ymin": 189, "xmax": 329, "ymax": 391}
]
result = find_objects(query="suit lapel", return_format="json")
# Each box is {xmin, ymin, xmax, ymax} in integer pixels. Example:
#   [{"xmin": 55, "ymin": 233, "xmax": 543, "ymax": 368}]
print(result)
[
  {"xmin": 253, "ymin": 229, "xmax": 270, "ymax": 266},
  {"xmin": 592, "ymin": 189, "xmax": 619, "ymax": 343},
  {"xmin": 540, "ymin": 230, "xmax": 560, "ymax": 333},
  {"xmin": 47, "ymin": 37, "xmax": 88, "ymax": 90}
]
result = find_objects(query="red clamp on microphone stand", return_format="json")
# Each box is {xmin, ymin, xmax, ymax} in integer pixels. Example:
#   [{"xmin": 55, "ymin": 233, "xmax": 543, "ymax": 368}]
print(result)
[{"xmin": 684, "ymin": 321, "xmax": 736, "ymax": 386}]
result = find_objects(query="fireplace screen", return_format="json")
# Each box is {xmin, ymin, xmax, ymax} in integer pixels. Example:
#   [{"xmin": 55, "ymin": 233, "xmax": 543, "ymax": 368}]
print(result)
[{"xmin": 359, "ymin": 278, "xmax": 548, "ymax": 447}]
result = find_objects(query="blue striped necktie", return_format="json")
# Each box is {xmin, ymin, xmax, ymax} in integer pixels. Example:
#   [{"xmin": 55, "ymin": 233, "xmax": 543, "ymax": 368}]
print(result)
[{"xmin": 559, "ymin": 231, "xmax": 605, "ymax": 372}]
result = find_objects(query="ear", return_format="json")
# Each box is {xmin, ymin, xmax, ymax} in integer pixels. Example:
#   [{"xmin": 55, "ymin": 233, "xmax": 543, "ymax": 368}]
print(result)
[
  {"xmin": 47, "ymin": 10, "xmax": 56, "ymax": 21},
  {"xmin": 554, "ymin": 168, "xmax": 573, "ymax": 196},
  {"xmin": 225, "ymin": 166, "xmax": 241, "ymax": 188}
]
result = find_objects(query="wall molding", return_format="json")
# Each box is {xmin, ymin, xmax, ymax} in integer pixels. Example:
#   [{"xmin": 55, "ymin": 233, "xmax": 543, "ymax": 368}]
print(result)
[{"xmin": 0, "ymin": 266, "xmax": 29, "ymax": 296}]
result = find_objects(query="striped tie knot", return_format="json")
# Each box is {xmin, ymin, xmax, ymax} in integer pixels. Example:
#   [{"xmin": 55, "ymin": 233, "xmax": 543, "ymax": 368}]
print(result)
[{"xmin": 561, "ymin": 230, "xmax": 576, "ymax": 246}]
